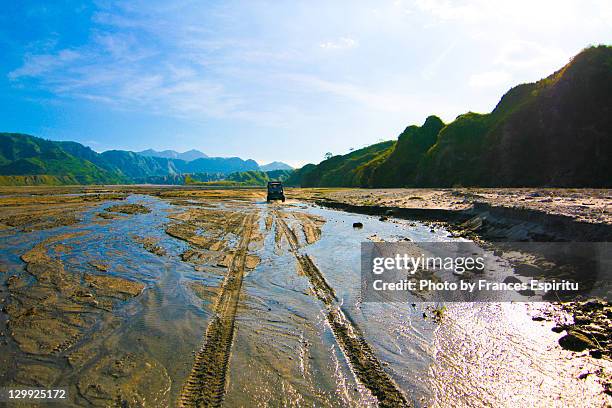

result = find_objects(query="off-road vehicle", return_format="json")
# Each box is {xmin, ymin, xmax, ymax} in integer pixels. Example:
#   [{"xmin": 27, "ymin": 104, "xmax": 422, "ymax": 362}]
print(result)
[{"xmin": 267, "ymin": 181, "xmax": 285, "ymax": 202}]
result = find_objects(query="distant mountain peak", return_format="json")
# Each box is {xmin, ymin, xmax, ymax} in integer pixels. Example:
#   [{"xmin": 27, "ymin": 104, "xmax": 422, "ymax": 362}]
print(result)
[
  {"xmin": 137, "ymin": 148, "xmax": 208, "ymax": 161},
  {"xmin": 259, "ymin": 161, "xmax": 294, "ymax": 171},
  {"xmin": 178, "ymin": 149, "xmax": 209, "ymax": 161}
]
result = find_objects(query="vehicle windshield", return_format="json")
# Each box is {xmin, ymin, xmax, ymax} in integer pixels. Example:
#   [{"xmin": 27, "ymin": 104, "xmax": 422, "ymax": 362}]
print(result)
[{"xmin": 268, "ymin": 184, "xmax": 282, "ymax": 192}]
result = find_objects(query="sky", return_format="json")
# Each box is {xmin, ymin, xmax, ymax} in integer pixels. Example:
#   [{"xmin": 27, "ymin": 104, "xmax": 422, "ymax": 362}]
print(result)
[{"xmin": 1, "ymin": 1, "xmax": 610, "ymax": 167}]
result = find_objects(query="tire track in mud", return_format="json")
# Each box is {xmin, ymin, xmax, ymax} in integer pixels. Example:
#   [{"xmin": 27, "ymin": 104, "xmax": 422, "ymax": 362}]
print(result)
[
  {"xmin": 178, "ymin": 212, "xmax": 257, "ymax": 408},
  {"xmin": 274, "ymin": 210, "xmax": 410, "ymax": 408}
]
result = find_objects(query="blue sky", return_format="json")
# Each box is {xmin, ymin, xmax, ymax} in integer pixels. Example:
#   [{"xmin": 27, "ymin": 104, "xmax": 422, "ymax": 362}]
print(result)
[{"xmin": 1, "ymin": 1, "xmax": 610, "ymax": 166}]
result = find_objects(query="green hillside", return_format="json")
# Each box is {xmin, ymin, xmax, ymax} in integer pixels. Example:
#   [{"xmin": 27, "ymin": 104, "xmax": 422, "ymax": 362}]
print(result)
[
  {"xmin": 417, "ymin": 45, "xmax": 612, "ymax": 187},
  {"xmin": 365, "ymin": 115, "xmax": 445, "ymax": 187},
  {"xmin": 0, "ymin": 175, "xmax": 80, "ymax": 186},
  {"xmin": 286, "ymin": 141, "xmax": 395, "ymax": 187},
  {"xmin": 290, "ymin": 45, "xmax": 612, "ymax": 188},
  {"xmin": 187, "ymin": 170, "xmax": 292, "ymax": 186},
  {"xmin": 0, "ymin": 133, "xmax": 126, "ymax": 184},
  {"xmin": 0, "ymin": 134, "xmax": 286, "ymax": 185},
  {"xmin": 100, "ymin": 150, "xmax": 180, "ymax": 179}
]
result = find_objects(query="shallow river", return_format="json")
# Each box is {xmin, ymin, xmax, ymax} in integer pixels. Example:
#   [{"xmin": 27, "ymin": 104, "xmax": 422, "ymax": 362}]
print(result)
[{"xmin": 0, "ymin": 194, "xmax": 609, "ymax": 407}]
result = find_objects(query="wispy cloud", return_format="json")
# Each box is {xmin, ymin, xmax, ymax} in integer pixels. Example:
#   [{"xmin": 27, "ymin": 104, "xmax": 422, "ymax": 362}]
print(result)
[
  {"xmin": 7, "ymin": 24, "xmax": 280, "ymax": 125},
  {"xmin": 319, "ymin": 37, "xmax": 359, "ymax": 50},
  {"xmin": 8, "ymin": 49, "xmax": 82, "ymax": 79},
  {"xmin": 2, "ymin": 0, "xmax": 610, "ymax": 164},
  {"xmin": 412, "ymin": 0, "xmax": 612, "ymax": 41},
  {"xmin": 494, "ymin": 40, "xmax": 567, "ymax": 71},
  {"xmin": 284, "ymin": 74, "xmax": 418, "ymax": 113},
  {"xmin": 5, "ymin": 1, "xmax": 318, "ymax": 128},
  {"xmin": 413, "ymin": 0, "xmax": 484, "ymax": 22}
]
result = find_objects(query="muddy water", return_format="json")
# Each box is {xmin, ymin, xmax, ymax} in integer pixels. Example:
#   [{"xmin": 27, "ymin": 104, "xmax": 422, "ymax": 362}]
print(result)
[
  {"xmin": 274, "ymin": 205, "xmax": 611, "ymax": 407},
  {"xmin": 0, "ymin": 195, "xmax": 212, "ymax": 406},
  {"xmin": 0, "ymin": 193, "xmax": 609, "ymax": 407}
]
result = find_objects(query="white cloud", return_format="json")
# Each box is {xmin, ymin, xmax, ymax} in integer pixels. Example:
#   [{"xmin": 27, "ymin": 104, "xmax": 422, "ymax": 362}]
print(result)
[
  {"xmin": 284, "ymin": 74, "xmax": 417, "ymax": 112},
  {"xmin": 494, "ymin": 40, "xmax": 568, "ymax": 72},
  {"xmin": 6, "ymin": 29, "xmax": 288, "ymax": 127},
  {"xmin": 8, "ymin": 49, "xmax": 82, "ymax": 79},
  {"xmin": 319, "ymin": 37, "xmax": 359, "ymax": 50},
  {"xmin": 413, "ymin": 0, "xmax": 484, "ymax": 22},
  {"xmin": 414, "ymin": 0, "xmax": 612, "ymax": 32}
]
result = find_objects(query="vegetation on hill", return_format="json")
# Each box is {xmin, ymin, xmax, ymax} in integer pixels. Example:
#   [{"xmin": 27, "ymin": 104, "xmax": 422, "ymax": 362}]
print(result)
[
  {"xmin": 289, "ymin": 45, "xmax": 612, "ymax": 188},
  {"xmin": 0, "ymin": 134, "xmax": 283, "ymax": 185},
  {"xmin": 138, "ymin": 148, "xmax": 208, "ymax": 161},
  {"xmin": 0, "ymin": 175, "xmax": 81, "ymax": 186},
  {"xmin": 285, "ymin": 141, "xmax": 395, "ymax": 187},
  {"xmin": 417, "ymin": 45, "xmax": 612, "ymax": 187},
  {"xmin": 0, "ymin": 133, "xmax": 126, "ymax": 184},
  {"xmin": 181, "ymin": 157, "xmax": 259, "ymax": 174},
  {"xmin": 186, "ymin": 170, "xmax": 292, "ymax": 186},
  {"xmin": 100, "ymin": 150, "xmax": 180, "ymax": 179},
  {"xmin": 366, "ymin": 115, "xmax": 445, "ymax": 187}
]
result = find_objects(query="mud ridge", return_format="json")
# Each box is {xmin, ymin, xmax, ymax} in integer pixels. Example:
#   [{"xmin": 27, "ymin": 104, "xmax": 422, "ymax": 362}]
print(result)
[
  {"xmin": 314, "ymin": 199, "xmax": 612, "ymax": 242},
  {"xmin": 178, "ymin": 212, "xmax": 256, "ymax": 408},
  {"xmin": 274, "ymin": 211, "xmax": 410, "ymax": 407},
  {"xmin": 315, "ymin": 199, "xmax": 467, "ymax": 223}
]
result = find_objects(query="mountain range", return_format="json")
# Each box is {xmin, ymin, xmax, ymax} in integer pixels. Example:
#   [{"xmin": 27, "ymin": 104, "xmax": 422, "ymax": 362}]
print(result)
[
  {"xmin": 137, "ymin": 149, "xmax": 208, "ymax": 161},
  {"xmin": 287, "ymin": 45, "xmax": 612, "ymax": 188},
  {"xmin": 0, "ymin": 135, "xmax": 291, "ymax": 185}
]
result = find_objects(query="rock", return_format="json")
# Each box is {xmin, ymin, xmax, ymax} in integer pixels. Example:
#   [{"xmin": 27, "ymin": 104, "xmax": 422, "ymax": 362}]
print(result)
[
  {"xmin": 461, "ymin": 215, "xmax": 485, "ymax": 232},
  {"xmin": 104, "ymin": 204, "xmax": 150, "ymax": 215},
  {"xmin": 503, "ymin": 276, "xmax": 521, "ymax": 284},
  {"xmin": 551, "ymin": 326, "xmax": 566, "ymax": 333},
  {"xmin": 589, "ymin": 349, "xmax": 603, "ymax": 359},
  {"xmin": 379, "ymin": 216, "xmax": 388, "ymax": 221},
  {"xmin": 584, "ymin": 300, "xmax": 605, "ymax": 310},
  {"xmin": 352, "ymin": 222, "xmax": 363, "ymax": 229},
  {"xmin": 578, "ymin": 372, "xmax": 591, "ymax": 380},
  {"xmin": 502, "ymin": 276, "xmax": 535, "ymax": 296},
  {"xmin": 558, "ymin": 330, "xmax": 597, "ymax": 352}
]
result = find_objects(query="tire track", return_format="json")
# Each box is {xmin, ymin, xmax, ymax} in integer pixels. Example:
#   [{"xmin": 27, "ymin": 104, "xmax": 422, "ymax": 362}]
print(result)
[
  {"xmin": 274, "ymin": 210, "xmax": 410, "ymax": 408},
  {"xmin": 178, "ymin": 212, "xmax": 257, "ymax": 408}
]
